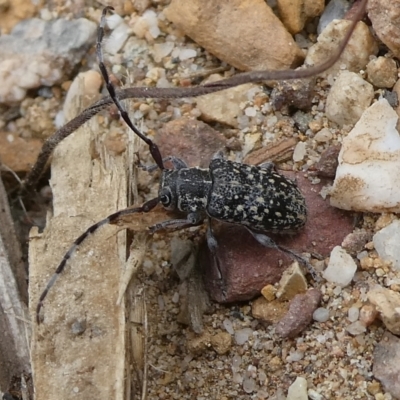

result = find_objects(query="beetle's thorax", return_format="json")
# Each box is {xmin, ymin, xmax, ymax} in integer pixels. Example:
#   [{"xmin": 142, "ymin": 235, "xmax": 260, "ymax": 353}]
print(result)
[{"xmin": 159, "ymin": 167, "xmax": 211, "ymax": 213}]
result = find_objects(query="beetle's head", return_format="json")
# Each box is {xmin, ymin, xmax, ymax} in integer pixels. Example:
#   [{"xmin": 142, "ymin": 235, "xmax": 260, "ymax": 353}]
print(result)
[
  {"xmin": 159, "ymin": 170, "xmax": 179, "ymax": 211},
  {"xmin": 159, "ymin": 168, "xmax": 211, "ymax": 213}
]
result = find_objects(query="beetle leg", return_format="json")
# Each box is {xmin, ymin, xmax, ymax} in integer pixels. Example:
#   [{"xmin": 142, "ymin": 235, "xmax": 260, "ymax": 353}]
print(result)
[
  {"xmin": 205, "ymin": 219, "xmax": 228, "ymax": 295},
  {"xmin": 258, "ymin": 162, "xmax": 275, "ymax": 171},
  {"xmin": 149, "ymin": 211, "xmax": 203, "ymax": 233},
  {"xmin": 164, "ymin": 156, "xmax": 188, "ymax": 169},
  {"xmin": 247, "ymin": 229, "xmax": 320, "ymax": 281},
  {"xmin": 211, "ymin": 150, "xmax": 226, "ymax": 160},
  {"xmin": 206, "ymin": 219, "xmax": 219, "ymax": 255},
  {"xmin": 137, "ymin": 155, "xmax": 188, "ymax": 172}
]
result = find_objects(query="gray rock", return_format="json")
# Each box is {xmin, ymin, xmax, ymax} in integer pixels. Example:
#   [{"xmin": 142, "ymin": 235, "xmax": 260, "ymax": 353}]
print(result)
[
  {"xmin": 313, "ymin": 307, "xmax": 329, "ymax": 323},
  {"xmin": 0, "ymin": 17, "xmax": 96, "ymax": 103},
  {"xmin": 317, "ymin": 0, "xmax": 350, "ymax": 34}
]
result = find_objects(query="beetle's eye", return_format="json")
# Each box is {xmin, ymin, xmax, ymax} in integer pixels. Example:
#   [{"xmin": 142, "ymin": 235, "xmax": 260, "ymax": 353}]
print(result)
[{"xmin": 160, "ymin": 193, "xmax": 171, "ymax": 207}]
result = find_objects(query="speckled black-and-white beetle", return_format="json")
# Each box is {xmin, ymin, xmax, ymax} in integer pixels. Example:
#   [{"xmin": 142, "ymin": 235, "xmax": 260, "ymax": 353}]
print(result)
[
  {"xmin": 156, "ymin": 157, "xmax": 306, "ymax": 234},
  {"xmin": 35, "ymin": 2, "xmax": 367, "ymax": 323}
]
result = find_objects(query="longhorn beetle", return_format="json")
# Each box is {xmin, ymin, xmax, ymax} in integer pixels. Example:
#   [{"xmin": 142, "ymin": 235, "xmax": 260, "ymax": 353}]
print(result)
[{"xmin": 35, "ymin": 2, "xmax": 367, "ymax": 324}]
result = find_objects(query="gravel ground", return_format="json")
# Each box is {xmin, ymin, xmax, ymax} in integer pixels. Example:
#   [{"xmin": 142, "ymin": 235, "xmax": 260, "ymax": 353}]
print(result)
[{"xmin": 1, "ymin": 1, "xmax": 398, "ymax": 399}]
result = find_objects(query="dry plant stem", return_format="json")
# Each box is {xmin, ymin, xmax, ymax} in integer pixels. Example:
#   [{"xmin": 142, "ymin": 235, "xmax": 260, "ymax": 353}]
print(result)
[
  {"xmin": 23, "ymin": 0, "xmax": 367, "ymax": 191},
  {"xmin": 141, "ymin": 293, "xmax": 149, "ymax": 400},
  {"xmin": 0, "ymin": 175, "xmax": 30, "ymax": 392}
]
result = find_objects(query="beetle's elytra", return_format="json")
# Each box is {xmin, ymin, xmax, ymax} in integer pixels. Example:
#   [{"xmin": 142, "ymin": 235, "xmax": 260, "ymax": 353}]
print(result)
[{"xmin": 207, "ymin": 159, "xmax": 306, "ymax": 232}]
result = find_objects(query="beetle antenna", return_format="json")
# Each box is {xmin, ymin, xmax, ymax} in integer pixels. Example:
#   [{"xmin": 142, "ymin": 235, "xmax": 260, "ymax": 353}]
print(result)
[
  {"xmin": 97, "ymin": 7, "xmax": 165, "ymax": 170},
  {"xmin": 36, "ymin": 197, "xmax": 159, "ymax": 324}
]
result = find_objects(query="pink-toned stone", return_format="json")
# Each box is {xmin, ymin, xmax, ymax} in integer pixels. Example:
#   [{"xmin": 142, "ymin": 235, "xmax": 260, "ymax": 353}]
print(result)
[
  {"xmin": 315, "ymin": 145, "xmax": 341, "ymax": 178},
  {"xmin": 275, "ymin": 288, "xmax": 322, "ymax": 338},
  {"xmin": 155, "ymin": 118, "xmax": 226, "ymax": 168}
]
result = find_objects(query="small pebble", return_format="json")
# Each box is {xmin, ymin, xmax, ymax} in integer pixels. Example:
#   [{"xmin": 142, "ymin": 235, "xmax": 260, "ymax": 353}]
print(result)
[
  {"xmin": 71, "ymin": 319, "xmax": 87, "ymax": 335},
  {"xmin": 287, "ymin": 377, "xmax": 308, "ymax": 400},
  {"xmin": 104, "ymin": 19, "xmax": 130, "ymax": 54},
  {"xmin": 286, "ymin": 350, "xmax": 304, "ymax": 362},
  {"xmin": 373, "ymin": 220, "xmax": 400, "ymax": 270},
  {"xmin": 359, "ymin": 304, "xmax": 379, "ymax": 326},
  {"xmin": 164, "ymin": 0, "xmax": 304, "ymax": 71},
  {"xmin": 325, "ymin": 71, "xmax": 374, "ymax": 127},
  {"xmin": 211, "ymin": 332, "xmax": 232, "ymax": 355},
  {"xmin": 348, "ymin": 306, "xmax": 360, "ymax": 322},
  {"xmin": 132, "ymin": 9, "xmax": 160, "ymax": 39},
  {"xmin": 276, "ymin": 262, "xmax": 307, "ymax": 301},
  {"xmin": 346, "ymin": 321, "xmax": 367, "ymax": 336},
  {"xmin": 275, "ymin": 289, "xmax": 322, "ymax": 338},
  {"xmin": 373, "ymin": 332, "xmax": 400, "ymax": 399},
  {"xmin": 305, "ymin": 19, "xmax": 378, "ymax": 79},
  {"xmin": 314, "ymin": 127, "xmax": 332, "ymax": 143},
  {"xmin": 308, "ymin": 389, "xmax": 324, "ymax": 400},
  {"xmin": 245, "ymin": 107, "xmax": 257, "ymax": 117},
  {"xmin": 366, "ymin": 56, "xmax": 398, "ymax": 88},
  {"xmin": 152, "ymin": 41, "xmax": 174, "ymax": 62},
  {"xmin": 223, "ymin": 318, "xmax": 235, "ymax": 335},
  {"xmin": 313, "ymin": 307, "xmax": 330, "ymax": 323},
  {"xmin": 323, "ymin": 246, "xmax": 357, "ymax": 287},
  {"xmin": 293, "ymin": 141, "xmax": 306, "ymax": 162},
  {"xmin": 235, "ymin": 328, "xmax": 253, "ymax": 345},
  {"xmin": 171, "ymin": 292, "xmax": 179, "ymax": 303},
  {"xmin": 178, "ymin": 48, "xmax": 197, "ymax": 61},
  {"xmin": 315, "ymin": 144, "xmax": 341, "ymax": 178},
  {"xmin": 261, "ymin": 285, "xmax": 276, "ymax": 302},
  {"xmin": 243, "ymin": 377, "xmax": 257, "ymax": 394},
  {"xmin": 231, "ymin": 354, "xmax": 242, "ymax": 373},
  {"xmin": 367, "ymin": 286, "xmax": 400, "ymax": 335}
]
